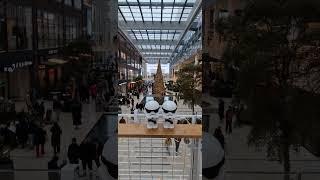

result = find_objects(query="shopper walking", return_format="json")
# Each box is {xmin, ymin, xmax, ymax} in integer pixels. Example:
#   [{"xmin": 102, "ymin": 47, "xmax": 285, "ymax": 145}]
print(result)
[
  {"xmin": 165, "ymin": 138, "xmax": 172, "ymax": 155},
  {"xmin": 131, "ymin": 98, "xmax": 134, "ymax": 109},
  {"xmin": 50, "ymin": 122, "xmax": 62, "ymax": 155},
  {"xmin": 235, "ymin": 103, "xmax": 244, "ymax": 127},
  {"xmin": 218, "ymin": 99, "xmax": 225, "ymax": 123},
  {"xmin": 174, "ymin": 137, "xmax": 181, "ymax": 155},
  {"xmin": 48, "ymin": 156, "xmax": 67, "ymax": 180},
  {"xmin": 39, "ymin": 102, "xmax": 45, "ymax": 121},
  {"xmin": 27, "ymin": 121, "xmax": 37, "ymax": 149},
  {"xmin": 34, "ymin": 124, "xmax": 46, "ymax": 157},
  {"xmin": 7, "ymin": 121, "xmax": 17, "ymax": 148},
  {"xmin": 214, "ymin": 126, "xmax": 225, "ymax": 149},
  {"xmin": 16, "ymin": 119, "xmax": 28, "ymax": 148},
  {"xmin": 225, "ymin": 106, "xmax": 233, "ymax": 134},
  {"xmin": 94, "ymin": 141, "xmax": 103, "ymax": 168},
  {"xmin": 68, "ymin": 138, "xmax": 80, "ymax": 164},
  {"xmin": 72, "ymin": 100, "xmax": 82, "ymax": 129},
  {"xmin": 89, "ymin": 84, "xmax": 97, "ymax": 102},
  {"xmin": 80, "ymin": 139, "xmax": 95, "ymax": 176},
  {"xmin": 53, "ymin": 97, "xmax": 62, "ymax": 122}
]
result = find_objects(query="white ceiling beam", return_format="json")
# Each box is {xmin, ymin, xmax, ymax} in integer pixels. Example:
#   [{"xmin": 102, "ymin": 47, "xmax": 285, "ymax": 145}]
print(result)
[
  {"xmin": 119, "ymin": 21, "xmax": 187, "ymax": 30},
  {"xmin": 140, "ymin": 49, "xmax": 173, "ymax": 53},
  {"xmin": 132, "ymin": 39, "xmax": 178, "ymax": 45},
  {"xmin": 169, "ymin": 0, "xmax": 202, "ymax": 64},
  {"xmin": 118, "ymin": 2, "xmax": 194, "ymax": 7}
]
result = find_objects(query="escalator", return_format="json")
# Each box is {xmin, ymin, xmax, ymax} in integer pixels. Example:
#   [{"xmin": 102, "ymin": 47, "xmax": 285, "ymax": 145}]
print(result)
[{"xmin": 82, "ymin": 113, "xmax": 118, "ymax": 180}]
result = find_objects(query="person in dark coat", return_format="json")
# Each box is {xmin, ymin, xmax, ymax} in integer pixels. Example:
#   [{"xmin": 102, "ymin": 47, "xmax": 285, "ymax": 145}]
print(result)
[
  {"xmin": 225, "ymin": 106, "xmax": 233, "ymax": 134},
  {"xmin": 50, "ymin": 122, "xmax": 62, "ymax": 155},
  {"xmin": 27, "ymin": 121, "xmax": 37, "ymax": 149},
  {"xmin": 80, "ymin": 139, "xmax": 95, "ymax": 176},
  {"xmin": 34, "ymin": 125, "xmax": 46, "ymax": 157},
  {"xmin": 94, "ymin": 141, "xmax": 103, "ymax": 168},
  {"xmin": 131, "ymin": 99, "xmax": 134, "ymax": 108},
  {"xmin": 16, "ymin": 119, "xmax": 28, "ymax": 148},
  {"xmin": 214, "ymin": 126, "xmax": 225, "ymax": 149},
  {"xmin": 39, "ymin": 102, "xmax": 45, "ymax": 120},
  {"xmin": 119, "ymin": 117, "xmax": 126, "ymax": 124},
  {"xmin": 218, "ymin": 99, "xmax": 225, "ymax": 123},
  {"xmin": 53, "ymin": 97, "xmax": 62, "ymax": 122},
  {"xmin": 174, "ymin": 137, "xmax": 181, "ymax": 155},
  {"xmin": 72, "ymin": 100, "xmax": 82, "ymax": 129},
  {"xmin": 67, "ymin": 138, "xmax": 80, "ymax": 164},
  {"xmin": 48, "ymin": 156, "xmax": 66, "ymax": 180}
]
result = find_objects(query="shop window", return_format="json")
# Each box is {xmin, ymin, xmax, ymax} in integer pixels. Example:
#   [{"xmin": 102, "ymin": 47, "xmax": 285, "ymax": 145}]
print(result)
[
  {"xmin": 6, "ymin": 5, "xmax": 32, "ymax": 50},
  {"xmin": 7, "ymin": 5, "xmax": 17, "ymax": 50},
  {"xmin": 37, "ymin": 10, "xmax": 60, "ymax": 49},
  {"xmin": 65, "ymin": 0, "xmax": 72, "ymax": 6},
  {"xmin": 74, "ymin": 0, "xmax": 82, "ymax": 9},
  {"xmin": 0, "ymin": 14, "xmax": 5, "ymax": 51}
]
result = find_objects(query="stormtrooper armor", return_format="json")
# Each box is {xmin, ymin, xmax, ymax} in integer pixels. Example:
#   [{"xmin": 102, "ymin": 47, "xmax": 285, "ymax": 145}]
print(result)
[
  {"xmin": 162, "ymin": 100, "xmax": 177, "ymax": 129},
  {"xmin": 144, "ymin": 100, "xmax": 160, "ymax": 129}
]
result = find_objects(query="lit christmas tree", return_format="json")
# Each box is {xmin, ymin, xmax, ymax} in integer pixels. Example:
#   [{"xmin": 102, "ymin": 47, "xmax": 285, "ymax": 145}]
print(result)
[{"xmin": 153, "ymin": 60, "xmax": 165, "ymax": 103}]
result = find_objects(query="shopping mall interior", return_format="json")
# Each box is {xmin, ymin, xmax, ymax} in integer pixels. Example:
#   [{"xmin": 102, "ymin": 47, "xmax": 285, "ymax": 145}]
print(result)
[
  {"xmin": 1, "ymin": 0, "xmax": 320, "ymax": 180},
  {"xmin": 117, "ymin": 0, "xmax": 202, "ymax": 179}
]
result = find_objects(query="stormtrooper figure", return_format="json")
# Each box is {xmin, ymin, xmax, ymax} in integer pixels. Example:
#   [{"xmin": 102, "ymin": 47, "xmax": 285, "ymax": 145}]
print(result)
[
  {"xmin": 144, "ymin": 100, "xmax": 160, "ymax": 129},
  {"xmin": 162, "ymin": 100, "xmax": 177, "ymax": 129}
]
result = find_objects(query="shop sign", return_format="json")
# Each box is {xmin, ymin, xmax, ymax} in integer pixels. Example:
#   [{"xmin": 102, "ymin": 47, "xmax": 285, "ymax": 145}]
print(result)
[
  {"xmin": 48, "ymin": 49, "xmax": 58, "ymax": 55},
  {"xmin": 38, "ymin": 49, "xmax": 59, "ymax": 56},
  {"xmin": 4, "ymin": 61, "xmax": 33, "ymax": 72},
  {"xmin": 38, "ymin": 65, "xmax": 46, "ymax": 69}
]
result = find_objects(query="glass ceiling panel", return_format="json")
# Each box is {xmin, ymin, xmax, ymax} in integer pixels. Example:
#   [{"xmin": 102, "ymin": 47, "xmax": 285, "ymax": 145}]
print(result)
[{"xmin": 119, "ymin": 0, "xmax": 198, "ymax": 63}]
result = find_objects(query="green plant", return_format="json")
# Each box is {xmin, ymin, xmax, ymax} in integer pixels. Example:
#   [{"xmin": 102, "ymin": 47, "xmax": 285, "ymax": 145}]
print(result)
[
  {"xmin": 176, "ymin": 63, "xmax": 202, "ymax": 114},
  {"xmin": 217, "ymin": 1, "xmax": 320, "ymax": 179}
]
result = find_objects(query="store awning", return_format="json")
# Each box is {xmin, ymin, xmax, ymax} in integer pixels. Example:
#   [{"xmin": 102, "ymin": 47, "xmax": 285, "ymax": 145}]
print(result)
[
  {"xmin": 118, "ymin": 79, "xmax": 128, "ymax": 85},
  {"xmin": 0, "ymin": 51, "xmax": 33, "ymax": 72}
]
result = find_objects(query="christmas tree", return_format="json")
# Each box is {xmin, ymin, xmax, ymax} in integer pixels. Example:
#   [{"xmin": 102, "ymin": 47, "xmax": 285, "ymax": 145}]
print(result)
[{"xmin": 153, "ymin": 60, "xmax": 165, "ymax": 103}]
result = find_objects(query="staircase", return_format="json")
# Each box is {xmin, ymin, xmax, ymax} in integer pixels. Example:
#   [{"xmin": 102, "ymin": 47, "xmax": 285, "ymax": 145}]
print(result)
[{"xmin": 118, "ymin": 138, "xmax": 192, "ymax": 180}]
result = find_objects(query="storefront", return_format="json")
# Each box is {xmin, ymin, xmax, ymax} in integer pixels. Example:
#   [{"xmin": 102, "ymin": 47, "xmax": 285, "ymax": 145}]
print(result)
[
  {"xmin": 0, "ymin": 51, "xmax": 33, "ymax": 100},
  {"xmin": 37, "ymin": 48, "xmax": 68, "ymax": 96}
]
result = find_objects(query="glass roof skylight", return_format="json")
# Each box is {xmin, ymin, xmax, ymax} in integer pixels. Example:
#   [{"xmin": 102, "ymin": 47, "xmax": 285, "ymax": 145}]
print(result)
[{"xmin": 119, "ymin": 0, "xmax": 199, "ymax": 63}]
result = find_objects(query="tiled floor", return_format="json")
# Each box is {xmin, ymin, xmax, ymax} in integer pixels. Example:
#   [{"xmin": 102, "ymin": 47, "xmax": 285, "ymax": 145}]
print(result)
[
  {"xmin": 8, "ymin": 100, "xmax": 102, "ymax": 180},
  {"xmin": 202, "ymin": 93, "xmax": 320, "ymax": 180}
]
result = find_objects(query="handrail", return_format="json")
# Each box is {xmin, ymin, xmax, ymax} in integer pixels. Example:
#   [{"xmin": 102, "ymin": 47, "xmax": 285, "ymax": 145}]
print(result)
[{"xmin": 118, "ymin": 114, "xmax": 202, "ymax": 118}]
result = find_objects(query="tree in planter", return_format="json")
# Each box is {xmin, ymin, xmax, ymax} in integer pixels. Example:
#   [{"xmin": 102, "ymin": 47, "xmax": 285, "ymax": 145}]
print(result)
[
  {"xmin": 217, "ymin": 0, "xmax": 320, "ymax": 179},
  {"xmin": 63, "ymin": 40, "xmax": 93, "ymax": 84},
  {"xmin": 153, "ymin": 60, "xmax": 166, "ymax": 103},
  {"xmin": 134, "ymin": 75, "xmax": 143, "ymax": 90},
  {"xmin": 176, "ymin": 63, "xmax": 202, "ymax": 114}
]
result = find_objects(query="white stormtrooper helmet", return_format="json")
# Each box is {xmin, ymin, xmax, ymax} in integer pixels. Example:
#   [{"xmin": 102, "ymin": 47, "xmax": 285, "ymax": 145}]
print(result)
[
  {"xmin": 145, "ymin": 100, "xmax": 160, "ymax": 129},
  {"xmin": 162, "ymin": 100, "xmax": 177, "ymax": 129}
]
